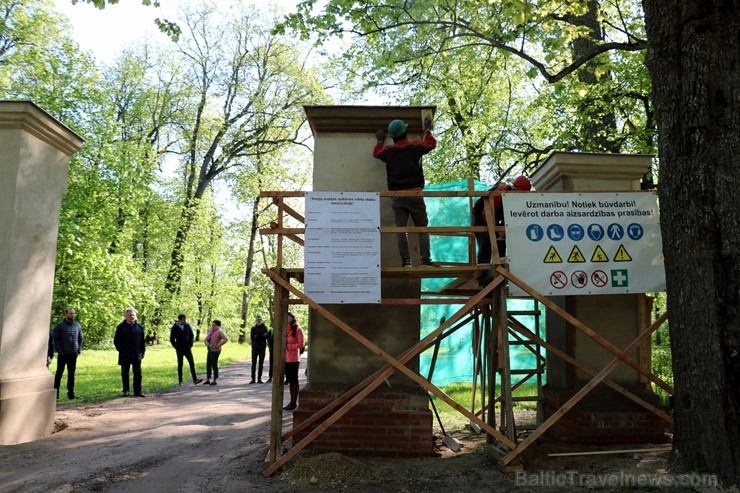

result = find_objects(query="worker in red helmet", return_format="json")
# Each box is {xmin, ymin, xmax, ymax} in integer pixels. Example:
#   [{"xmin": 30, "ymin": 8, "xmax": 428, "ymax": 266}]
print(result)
[
  {"xmin": 373, "ymin": 116, "xmax": 439, "ymax": 268},
  {"xmin": 472, "ymin": 175, "xmax": 532, "ymax": 264}
]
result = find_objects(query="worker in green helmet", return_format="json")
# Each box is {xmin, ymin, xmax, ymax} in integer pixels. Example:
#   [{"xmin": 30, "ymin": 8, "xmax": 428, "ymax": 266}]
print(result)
[{"xmin": 373, "ymin": 115, "xmax": 439, "ymax": 268}]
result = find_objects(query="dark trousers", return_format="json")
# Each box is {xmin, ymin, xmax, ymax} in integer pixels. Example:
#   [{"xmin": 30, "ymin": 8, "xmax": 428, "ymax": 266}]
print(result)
[
  {"xmin": 175, "ymin": 348, "xmax": 198, "ymax": 382},
  {"xmin": 54, "ymin": 353, "xmax": 78, "ymax": 398},
  {"xmin": 251, "ymin": 346, "xmax": 266, "ymax": 381},
  {"xmin": 473, "ymin": 215, "xmax": 506, "ymax": 263},
  {"xmin": 120, "ymin": 361, "xmax": 142, "ymax": 394},
  {"xmin": 391, "ymin": 196, "xmax": 431, "ymax": 262},
  {"xmin": 206, "ymin": 351, "xmax": 221, "ymax": 379},
  {"xmin": 268, "ymin": 349, "xmax": 273, "ymax": 379}
]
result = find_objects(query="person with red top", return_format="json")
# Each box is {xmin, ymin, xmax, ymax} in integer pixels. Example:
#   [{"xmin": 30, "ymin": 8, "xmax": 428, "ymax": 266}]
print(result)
[
  {"xmin": 472, "ymin": 175, "xmax": 532, "ymax": 263},
  {"xmin": 283, "ymin": 312, "xmax": 305, "ymax": 411},
  {"xmin": 203, "ymin": 320, "xmax": 228, "ymax": 386},
  {"xmin": 373, "ymin": 116, "xmax": 439, "ymax": 268}
]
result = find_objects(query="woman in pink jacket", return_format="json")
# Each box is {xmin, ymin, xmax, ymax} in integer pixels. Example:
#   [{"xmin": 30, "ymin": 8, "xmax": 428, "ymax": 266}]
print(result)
[
  {"xmin": 204, "ymin": 320, "xmax": 228, "ymax": 385},
  {"xmin": 283, "ymin": 312, "xmax": 305, "ymax": 410}
]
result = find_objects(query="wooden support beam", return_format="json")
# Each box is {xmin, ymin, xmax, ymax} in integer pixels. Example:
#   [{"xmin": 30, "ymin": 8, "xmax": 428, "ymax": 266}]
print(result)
[
  {"xmin": 272, "ymin": 197, "xmax": 305, "ymax": 223},
  {"xmin": 507, "ymin": 314, "xmax": 672, "ymax": 423},
  {"xmin": 497, "ymin": 267, "xmax": 674, "ymax": 394},
  {"xmin": 266, "ymin": 271, "xmax": 289, "ymax": 466},
  {"xmin": 500, "ymin": 310, "xmax": 666, "ymax": 466},
  {"xmin": 262, "ymin": 271, "xmax": 516, "ymax": 477}
]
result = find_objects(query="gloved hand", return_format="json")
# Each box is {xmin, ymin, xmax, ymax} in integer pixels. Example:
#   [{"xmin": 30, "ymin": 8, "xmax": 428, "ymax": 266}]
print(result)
[
  {"xmin": 423, "ymin": 116, "xmax": 434, "ymax": 131},
  {"xmin": 375, "ymin": 129, "xmax": 387, "ymax": 143}
]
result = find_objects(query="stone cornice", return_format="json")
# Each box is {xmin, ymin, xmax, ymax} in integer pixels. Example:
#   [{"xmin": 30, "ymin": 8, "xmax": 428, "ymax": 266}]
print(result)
[
  {"xmin": 532, "ymin": 151, "xmax": 653, "ymax": 191},
  {"xmin": 0, "ymin": 100, "xmax": 84, "ymax": 156},
  {"xmin": 305, "ymin": 105, "xmax": 437, "ymax": 136}
]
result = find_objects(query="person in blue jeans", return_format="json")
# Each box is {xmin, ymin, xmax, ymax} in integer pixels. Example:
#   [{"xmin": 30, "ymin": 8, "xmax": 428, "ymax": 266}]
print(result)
[{"xmin": 204, "ymin": 320, "xmax": 228, "ymax": 385}]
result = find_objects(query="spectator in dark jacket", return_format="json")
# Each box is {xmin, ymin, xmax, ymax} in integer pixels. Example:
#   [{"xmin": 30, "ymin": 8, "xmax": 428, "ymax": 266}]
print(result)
[
  {"xmin": 249, "ymin": 315, "xmax": 269, "ymax": 384},
  {"xmin": 114, "ymin": 307, "xmax": 146, "ymax": 398},
  {"xmin": 47, "ymin": 330, "xmax": 54, "ymax": 368},
  {"xmin": 53, "ymin": 306, "xmax": 83, "ymax": 400},
  {"xmin": 169, "ymin": 314, "xmax": 203, "ymax": 386}
]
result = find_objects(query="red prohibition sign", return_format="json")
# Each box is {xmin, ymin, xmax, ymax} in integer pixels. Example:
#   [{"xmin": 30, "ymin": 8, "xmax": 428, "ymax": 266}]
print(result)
[
  {"xmin": 550, "ymin": 271, "xmax": 567, "ymax": 289},
  {"xmin": 591, "ymin": 270, "xmax": 608, "ymax": 288},
  {"xmin": 571, "ymin": 270, "xmax": 588, "ymax": 289}
]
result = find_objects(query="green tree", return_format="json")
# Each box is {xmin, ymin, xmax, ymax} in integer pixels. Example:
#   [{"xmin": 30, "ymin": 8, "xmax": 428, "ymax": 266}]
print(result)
[
  {"xmin": 643, "ymin": 1, "xmax": 740, "ymax": 485},
  {"xmin": 152, "ymin": 1, "xmax": 327, "ymax": 329},
  {"xmin": 280, "ymin": 0, "xmax": 652, "ymax": 182}
]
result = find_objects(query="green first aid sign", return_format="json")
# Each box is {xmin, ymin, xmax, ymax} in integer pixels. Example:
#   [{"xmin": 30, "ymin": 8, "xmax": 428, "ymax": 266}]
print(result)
[{"xmin": 610, "ymin": 269, "xmax": 629, "ymax": 288}]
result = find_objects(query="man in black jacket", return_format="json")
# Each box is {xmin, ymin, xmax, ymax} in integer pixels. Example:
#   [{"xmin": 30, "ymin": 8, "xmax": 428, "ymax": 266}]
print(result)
[
  {"xmin": 170, "ymin": 314, "xmax": 203, "ymax": 386},
  {"xmin": 373, "ymin": 116, "xmax": 439, "ymax": 268},
  {"xmin": 250, "ymin": 315, "xmax": 269, "ymax": 384},
  {"xmin": 114, "ymin": 307, "xmax": 146, "ymax": 397},
  {"xmin": 53, "ymin": 306, "xmax": 83, "ymax": 400}
]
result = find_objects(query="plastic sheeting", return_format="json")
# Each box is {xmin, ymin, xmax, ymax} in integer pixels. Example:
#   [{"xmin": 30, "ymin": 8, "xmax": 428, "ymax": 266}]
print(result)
[{"xmin": 419, "ymin": 180, "xmax": 546, "ymax": 386}]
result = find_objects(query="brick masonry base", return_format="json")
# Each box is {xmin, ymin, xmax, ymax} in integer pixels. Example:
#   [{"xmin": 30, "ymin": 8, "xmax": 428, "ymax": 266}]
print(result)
[
  {"xmin": 292, "ymin": 386, "xmax": 434, "ymax": 457},
  {"xmin": 543, "ymin": 387, "xmax": 669, "ymax": 444}
]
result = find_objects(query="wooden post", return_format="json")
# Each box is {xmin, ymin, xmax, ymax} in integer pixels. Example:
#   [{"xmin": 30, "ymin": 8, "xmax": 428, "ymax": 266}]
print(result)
[{"xmin": 266, "ymin": 271, "xmax": 288, "ymax": 466}]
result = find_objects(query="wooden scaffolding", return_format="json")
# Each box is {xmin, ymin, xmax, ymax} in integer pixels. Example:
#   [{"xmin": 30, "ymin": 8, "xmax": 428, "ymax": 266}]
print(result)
[{"xmin": 259, "ymin": 186, "xmax": 673, "ymax": 476}]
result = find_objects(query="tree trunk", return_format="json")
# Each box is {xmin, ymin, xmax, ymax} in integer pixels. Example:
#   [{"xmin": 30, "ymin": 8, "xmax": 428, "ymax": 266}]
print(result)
[
  {"xmin": 567, "ymin": 0, "xmax": 619, "ymax": 152},
  {"xmin": 643, "ymin": 1, "xmax": 740, "ymax": 485},
  {"xmin": 240, "ymin": 196, "xmax": 261, "ymax": 336}
]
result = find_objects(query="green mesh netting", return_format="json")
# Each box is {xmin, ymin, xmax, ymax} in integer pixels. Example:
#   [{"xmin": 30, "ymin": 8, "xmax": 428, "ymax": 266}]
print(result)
[{"xmin": 419, "ymin": 180, "xmax": 546, "ymax": 386}]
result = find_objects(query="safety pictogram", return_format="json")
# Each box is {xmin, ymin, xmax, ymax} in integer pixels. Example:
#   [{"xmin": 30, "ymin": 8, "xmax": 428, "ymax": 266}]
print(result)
[
  {"xmin": 591, "ymin": 245, "xmax": 609, "ymax": 262},
  {"xmin": 550, "ymin": 271, "xmax": 567, "ymax": 289},
  {"xmin": 567, "ymin": 245, "xmax": 586, "ymax": 263},
  {"xmin": 591, "ymin": 270, "xmax": 608, "ymax": 287},
  {"xmin": 571, "ymin": 270, "xmax": 588, "ymax": 289},
  {"xmin": 544, "ymin": 246, "xmax": 563, "ymax": 263},
  {"xmin": 611, "ymin": 269, "xmax": 629, "ymax": 287},
  {"xmin": 614, "ymin": 244, "xmax": 632, "ymax": 262}
]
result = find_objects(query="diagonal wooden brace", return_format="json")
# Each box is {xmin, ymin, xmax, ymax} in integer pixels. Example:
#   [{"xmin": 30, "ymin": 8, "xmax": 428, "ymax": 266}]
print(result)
[
  {"xmin": 263, "ymin": 270, "xmax": 515, "ymax": 476},
  {"xmin": 497, "ymin": 267, "xmax": 673, "ymax": 394},
  {"xmin": 500, "ymin": 309, "xmax": 667, "ymax": 466},
  {"xmin": 507, "ymin": 313, "xmax": 672, "ymax": 423}
]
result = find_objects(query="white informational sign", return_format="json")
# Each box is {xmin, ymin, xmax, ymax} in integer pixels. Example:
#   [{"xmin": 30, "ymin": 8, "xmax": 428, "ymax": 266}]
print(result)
[
  {"xmin": 504, "ymin": 192, "xmax": 666, "ymax": 296},
  {"xmin": 304, "ymin": 192, "xmax": 381, "ymax": 304}
]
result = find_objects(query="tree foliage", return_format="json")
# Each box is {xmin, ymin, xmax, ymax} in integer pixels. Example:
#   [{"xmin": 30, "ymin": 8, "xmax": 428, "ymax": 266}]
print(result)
[
  {"xmin": 279, "ymin": 0, "xmax": 653, "ymax": 182},
  {"xmin": 0, "ymin": 0, "xmax": 328, "ymax": 346}
]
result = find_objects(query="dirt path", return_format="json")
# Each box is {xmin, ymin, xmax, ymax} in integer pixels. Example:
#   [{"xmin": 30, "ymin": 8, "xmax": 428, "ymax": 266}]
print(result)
[
  {"xmin": 0, "ymin": 359, "xmax": 294, "ymax": 493},
  {"xmin": 1, "ymin": 358, "xmax": 696, "ymax": 493}
]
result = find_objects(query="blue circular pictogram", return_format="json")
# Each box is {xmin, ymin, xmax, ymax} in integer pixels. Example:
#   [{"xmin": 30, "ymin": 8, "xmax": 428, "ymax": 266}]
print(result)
[
  {"xmin": 607, "ymin": 223, "xmax": 624, "ymax": 241},
  {"xmin": 627, "ymin": 223, "xmax": 644, "ymax": 240},
  {"xmin": 547, "ymin": 224, "xmax": 565, "ymax": 242},
  {"xmin": 567, "ymin": 224, "xmax": 585, "ymax": 241},
  {"xmin": 526, "ymin": 224, "xmax": 544, "ymax": 242},
  {"xmin": 587, "ymin": 223, "xmax": 605, "ymax": 241}
]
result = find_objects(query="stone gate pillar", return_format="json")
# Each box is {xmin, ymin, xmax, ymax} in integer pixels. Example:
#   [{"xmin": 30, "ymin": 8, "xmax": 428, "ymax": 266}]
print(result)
[
  {"xmin": 293, "ymin": 105, "xmax": 435, "ymax": 457},
  {"xmin": 0, "ymin": 101, "xmax": 83, "ymax": 444},
  {"xmin": 531, "ymin": 151, "xmax": 665, "ymax": 443}
]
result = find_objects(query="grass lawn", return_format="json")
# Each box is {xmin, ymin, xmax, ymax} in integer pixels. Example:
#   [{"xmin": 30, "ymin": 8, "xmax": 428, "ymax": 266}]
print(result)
[
  {"xmin": 431, "ymin": 382, "xmax": 539, "ymax": 431},
  {"xmin": 54, "ymin": 343, "xmax": 248, "ymax": 405},
  {"xmin": 56, "ymin": 343, "xmax": 537, "ymax": 435}
]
